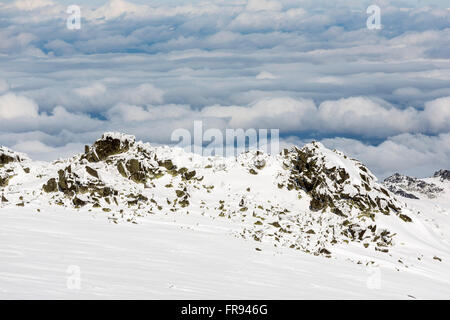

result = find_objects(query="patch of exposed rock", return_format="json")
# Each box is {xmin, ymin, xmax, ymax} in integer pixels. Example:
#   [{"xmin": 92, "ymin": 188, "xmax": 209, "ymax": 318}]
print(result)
[{"xmin": 0, "ymin": 147, "xmax": 28, "ymax": 187}]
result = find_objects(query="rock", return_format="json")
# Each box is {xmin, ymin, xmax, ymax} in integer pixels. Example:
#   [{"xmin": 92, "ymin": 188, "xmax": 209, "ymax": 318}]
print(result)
[
  {"xmin": 121, "ymin": 159, "xmax": 147, "ymax": 184},
  {"xmin": 398, "ymin": 214, "xmax": 412, "ymax": 223},
  {"xmin": 254, "ymin": 159, "xmax": 266, "ymax": 170},
  {"xmin": 85, "ymin": 133, "xmax": 134, "ymax": 162},
  {"xmin": 179, "ymin": 199, "xmax": 190, "ymax": 208},
  {"xmin": 57, "ymin": 170, "xmax": 69, "ymax": 192},
  {"xmin": 126, "ymin": 159, "xmax": 141, "ymax": 174},
  {"xmin": 392, "ymin": 189, "xmax": 419, "ymax": 200},
  {"xmin": 176, "ymin": 190, "xmax": 185, "ymax": 198},
  {"xmin": 0, "ymin": 175, "xmax": 10, "ymax": 187},
  {"xmin": 183, "ymin": 170, "xmax": 196, "ymax": 181},
  {"xmin": 130, "ymin": 172, "xmax": 147, "ymax": 184},
  {"xmin": 43, "ymin": 178, "xmax": 58, "ymax": 193},
  {"xmin": 1, "ymin": 194, "xmax": 8, "ymax": 202},
  {"xmin": 159, "ymin": 160, "xmax": 175, "ymax": 170},
  {"xmin": 117, "ymin": 162, "xmax": 127, "ymax": 178},
  {"xmin": 85, "ymin": 166, "xmax": 99, "ymax": 179},
  {"xmin": 73, "ymin": 197, "xmax": 87, "ymax": 207},
  {"xmin": 0, "ymin": 154, "xmax": 16, "ymax": 166}
]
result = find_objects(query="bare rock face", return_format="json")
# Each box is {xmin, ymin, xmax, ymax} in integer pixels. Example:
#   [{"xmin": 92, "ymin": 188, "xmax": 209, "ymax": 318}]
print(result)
[
  {"xmin": 0, "ymin": 154, "xmax": 15, "ymax": 166},
  {"xmin": 43, "ymin": 178, "xmax": 58, "ymax": 193},
  {"xmin": 84, "ymin": 132, "xmax": 135, "ymax": 162}
]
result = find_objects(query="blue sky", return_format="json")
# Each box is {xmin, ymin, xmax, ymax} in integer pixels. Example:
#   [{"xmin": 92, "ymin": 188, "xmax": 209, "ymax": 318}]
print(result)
[{"xmin": 0, "ymin": 0, "xmax": 449, "ymax": 178}]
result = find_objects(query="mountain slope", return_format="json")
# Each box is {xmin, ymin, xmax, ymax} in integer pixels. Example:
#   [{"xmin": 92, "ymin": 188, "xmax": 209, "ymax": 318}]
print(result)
[{"xmin": 1, "ymin": 133, "xmax": 450, "ymax": 298}]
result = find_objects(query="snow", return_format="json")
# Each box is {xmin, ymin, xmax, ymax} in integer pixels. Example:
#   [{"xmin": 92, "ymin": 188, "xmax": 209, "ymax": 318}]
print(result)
[
  {"xmin": 1, "ymin": 206, "xmax": 450, "ymax": 299},
  {"xmin": 101, "ymin": 132, "xmax": 136, "ymax": 145},
  {"xmin": 1, "ymin": 135, "xmax": 450, "ymax": 299}
]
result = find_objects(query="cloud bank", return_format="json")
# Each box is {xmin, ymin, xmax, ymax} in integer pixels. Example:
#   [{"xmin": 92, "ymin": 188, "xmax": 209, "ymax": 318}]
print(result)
[{"xmin": 0, "ymin": 0, "xmax": 449, "ymax": 178}]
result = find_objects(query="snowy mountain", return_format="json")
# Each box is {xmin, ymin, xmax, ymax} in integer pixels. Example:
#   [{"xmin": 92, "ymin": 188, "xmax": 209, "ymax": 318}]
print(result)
[
  {"xmin": 383, "ymin": 172, "xmax": 449, "ymax": 200},
  {"xmin": 1, "ymin": 133, "xmax": 450, "ymax": 299}
]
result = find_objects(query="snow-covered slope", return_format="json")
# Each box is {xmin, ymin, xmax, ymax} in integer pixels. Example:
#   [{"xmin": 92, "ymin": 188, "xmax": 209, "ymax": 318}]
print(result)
[
  {"xmin": 1, "ymin": 133, "xmax": 449, "ymax": 299},
  {"xmin": 383, "ymin": 173, "xmax": 446, "ymax": 200}
]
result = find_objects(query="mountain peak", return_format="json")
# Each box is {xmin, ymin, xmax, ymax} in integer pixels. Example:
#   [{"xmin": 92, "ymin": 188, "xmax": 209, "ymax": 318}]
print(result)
[
  {"xmin": 83, "ymin": 132, "xmax": 136, "ymax": 162},
  {"xmin": 384, "ymin": 172, "xmax": 444, "ymax": 199},
  {"xmin": 434, "ymin": 169, "xmax": 450, "ymax": 181}
]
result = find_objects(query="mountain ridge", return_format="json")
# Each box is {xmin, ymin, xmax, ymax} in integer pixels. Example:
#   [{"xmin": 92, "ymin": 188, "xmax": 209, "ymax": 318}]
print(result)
[{"xmin": 1, "ymin": 132, "xmax": 448, "ymax": 265}]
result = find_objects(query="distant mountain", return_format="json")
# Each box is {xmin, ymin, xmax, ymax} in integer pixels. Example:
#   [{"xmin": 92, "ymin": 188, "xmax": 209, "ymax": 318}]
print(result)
[
  {"xmin": 383, "ymin": 171, "xmax": 449, "ymax": 200},
  {"xmin": 434, "ymin": 170, "xmax": 450, "ymax": 181}
]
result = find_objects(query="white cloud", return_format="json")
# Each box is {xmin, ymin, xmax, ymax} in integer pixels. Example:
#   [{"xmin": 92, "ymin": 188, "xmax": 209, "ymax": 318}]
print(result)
[
  {"xmin": 0, "ymin": 0, "xmax": 449, "ymax": 178},
  {"xmin": 121, "ymin": 83, "xmax": 164, "ymax": 105},
  {"xmin": 317, "ymin": 97, "xmax": 421, "ymax": 137},
  {"xmin": 422, "ymin": 96, "xmax": 450, "ymax": 133},
  {"xmin": 86, "ymin": 0, "xmax": 150, "ymax": 21},
  {"xmin": 246, "ymin": 0, "xmax": 282, "ymax": 12},
  {"xmin": 256, "ymin": 71, "xmax": 277, "ymax": 80},
  {"xmin": 318, "ymin": 133, "xmax": 450, "ymax": 179},
  {"xmin": 201, "ymin": 97, "xmax": 317, "ymax": 130},
  {"xmin": 392, "ymin": 87, "xmax": 423, "ymax": 97},
  {"xmin": 0, "ymin": 79, "xmax": 9, "ymax": 93},
  {"xmin": 12, "ymin": 140, "xmax": 54, "ymax": 154},
  {"xmin": 11, "ymin": 140, "xmax": 85, "ymax": 161},
  {"xmin": 0, "ymin": 93, "xmax": 39, "ymax": 119},
  {"xmin": 12, "ymin": 0, "xmax": 54, "ymax": 11},
  {"xmin": 107, "ymin": 103, "xmax": 192, "ymax": 123},
  {"xmin": 74, "ymin": 83, "xmax": 107, "ymax": 98}
]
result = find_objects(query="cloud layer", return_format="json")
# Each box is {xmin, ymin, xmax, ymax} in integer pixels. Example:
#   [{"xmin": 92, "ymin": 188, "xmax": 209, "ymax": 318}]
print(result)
[{"xmin": 0, "ymin": 0, "xmax": 449, "ymax": 178}]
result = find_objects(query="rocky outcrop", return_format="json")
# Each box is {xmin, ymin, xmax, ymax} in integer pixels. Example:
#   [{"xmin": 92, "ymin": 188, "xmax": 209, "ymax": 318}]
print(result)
[
  {"xmin": 0, "ymin": 147, "xmax": 28, "ymax": 188},
  {"xmin": 40, "ymin": 132, "xmax": 201, "ymax": 212},
  {"xmin": 0, "ymin": 147, "xmax": 27, "ymax": 166},
  {"xmin": 84, "ymin": 132, "xmax": 134, "ymax": 162},
  {"xmin": 282, "ymin": 142, "xmax": 402, "ymax": 217}
]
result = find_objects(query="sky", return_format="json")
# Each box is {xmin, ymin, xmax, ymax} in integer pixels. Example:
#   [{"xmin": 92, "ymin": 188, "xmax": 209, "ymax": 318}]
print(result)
[{"xmin": 0, "ymin": 0, "xmax": 449, "ymax": 178}]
